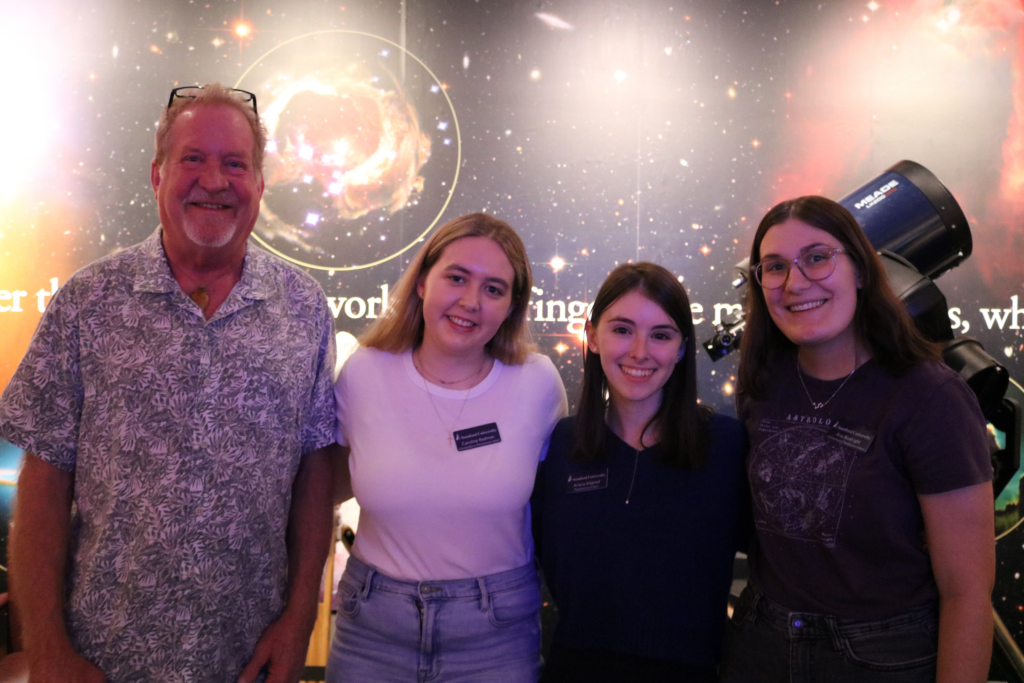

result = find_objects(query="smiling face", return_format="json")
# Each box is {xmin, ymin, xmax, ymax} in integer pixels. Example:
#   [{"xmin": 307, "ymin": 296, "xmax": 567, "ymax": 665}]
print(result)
[
  {"xmin": 151, "ymin": 104, "xmax": 264, "ymax": 259},
  {"xmin": 587, "ymin": 290, "xmax": 684, "ymax": 418},
  {"xmin": 759, "ymin": 217, "xmax": 862, "ymax": 358},
  {"xmin": 416, "ymin": 236, "xmax": 515, "ymax": 360}
]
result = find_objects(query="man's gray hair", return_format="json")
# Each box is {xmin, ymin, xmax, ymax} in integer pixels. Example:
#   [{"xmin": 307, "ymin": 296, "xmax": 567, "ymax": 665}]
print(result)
[{"xmin": 153, "ymin": 83, "xmax": 268, "ymax": 177}]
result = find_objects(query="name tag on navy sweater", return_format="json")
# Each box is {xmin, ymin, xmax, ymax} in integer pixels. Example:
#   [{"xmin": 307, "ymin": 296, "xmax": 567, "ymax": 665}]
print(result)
[{"xmin": 566, "ymin": 470, "xmax": 609, "ymax": 493}]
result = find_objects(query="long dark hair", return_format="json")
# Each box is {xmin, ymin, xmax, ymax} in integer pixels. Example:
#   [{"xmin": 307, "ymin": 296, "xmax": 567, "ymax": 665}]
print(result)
[
  {"xmin": 574, "ymin": 262, "xmax": 712, "ymax": 470},
  {"xmin": 738, "ymin": 195, "xmax": 939, "ymax": 400}
]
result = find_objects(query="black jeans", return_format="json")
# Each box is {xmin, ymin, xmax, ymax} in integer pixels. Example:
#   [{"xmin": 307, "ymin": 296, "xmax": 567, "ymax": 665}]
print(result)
[{"xmin": 719, "ymin": 586, "xmax": 938, "ymax": 683}]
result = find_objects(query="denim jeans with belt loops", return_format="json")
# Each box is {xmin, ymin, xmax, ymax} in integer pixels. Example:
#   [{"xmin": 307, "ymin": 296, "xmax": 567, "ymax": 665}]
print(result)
[
  {"xmin": 326, "ymin": 554, "xmax": 542, "ymax": 683},
  {"xmin": 719, "ymin": 585, "xmax": 939, "ymax": 683}
]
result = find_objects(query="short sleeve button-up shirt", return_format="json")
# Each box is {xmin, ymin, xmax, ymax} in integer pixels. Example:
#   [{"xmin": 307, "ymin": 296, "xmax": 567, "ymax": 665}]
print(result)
[{"xmin": 0, "ymin": 228, "xmax": 336, "ymax": 682}]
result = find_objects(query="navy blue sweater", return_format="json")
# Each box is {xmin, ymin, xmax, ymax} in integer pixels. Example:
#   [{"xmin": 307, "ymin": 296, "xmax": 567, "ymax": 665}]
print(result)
[{"xmin": 532, "ymin": 414, "xmax": 749, "ymax": 667}]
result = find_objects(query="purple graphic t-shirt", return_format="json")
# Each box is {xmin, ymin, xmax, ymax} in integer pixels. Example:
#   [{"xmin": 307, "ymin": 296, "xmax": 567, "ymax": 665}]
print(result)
[
  {"xmin": 738, "ymin": 352, "xmax": 991, "ymax": 618},
  {"xmin": 749, "ymin": 415, "xmax": 861, "ymax": 548}
]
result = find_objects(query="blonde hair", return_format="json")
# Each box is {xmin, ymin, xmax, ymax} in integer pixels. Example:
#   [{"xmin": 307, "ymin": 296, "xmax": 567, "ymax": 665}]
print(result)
[
  {"xmin": 153, "ymin": 82, "xmax": 267, "ymax": 177},
  {"xmin": 360, "ymin": 213, "xmax": 536, "ymax": 364}
]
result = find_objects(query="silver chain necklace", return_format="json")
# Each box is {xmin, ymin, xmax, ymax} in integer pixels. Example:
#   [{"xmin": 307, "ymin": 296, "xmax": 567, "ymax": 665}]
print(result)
[
  {"xmin": 621, "ymin": 427, "xmax": 650, "ymax": 505},
  {"xmin": 413, "ymin": 353, "xmax": 475, "ymax": 448},
  {"xmin": 796, "ymin": 360, "xmax": 857, "ymax": 411},
  {"xmin": 624, "ymin": 447, "xmax": 640, "ymax": 505}
]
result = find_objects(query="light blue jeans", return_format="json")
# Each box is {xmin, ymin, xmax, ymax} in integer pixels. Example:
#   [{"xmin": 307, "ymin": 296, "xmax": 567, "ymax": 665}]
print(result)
[
  {"xmin": 720, "ymin": 585, "xmax": 939, "ymax": 683},
  {"xmin": 326, "ymin": 554, "xmax": 542, "ymax": 683}
]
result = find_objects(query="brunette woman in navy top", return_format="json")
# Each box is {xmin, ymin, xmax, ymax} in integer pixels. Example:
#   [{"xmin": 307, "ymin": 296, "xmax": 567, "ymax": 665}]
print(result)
[{"xmin": 532, "ymin": 262, "xmax": 749, "ymax": 682}]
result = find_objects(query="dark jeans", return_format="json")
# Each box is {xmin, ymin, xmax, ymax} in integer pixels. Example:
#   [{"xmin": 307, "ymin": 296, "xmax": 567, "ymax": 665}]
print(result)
[{"xmin": 719, "ymin": 586, "xmax": 938, "ymax": 683}]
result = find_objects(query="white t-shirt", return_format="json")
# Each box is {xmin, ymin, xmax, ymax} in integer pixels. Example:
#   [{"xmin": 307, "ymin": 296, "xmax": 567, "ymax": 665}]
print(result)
[{"xmin": 334, "ymin": 347, "xmax": 568, "ymax": 581}]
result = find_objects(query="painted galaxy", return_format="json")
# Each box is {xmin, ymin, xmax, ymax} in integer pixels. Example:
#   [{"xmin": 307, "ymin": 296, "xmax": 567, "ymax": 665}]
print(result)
[{"xmin": 2, "ymin": 0, "xmax": 1024, "ymax": 646}]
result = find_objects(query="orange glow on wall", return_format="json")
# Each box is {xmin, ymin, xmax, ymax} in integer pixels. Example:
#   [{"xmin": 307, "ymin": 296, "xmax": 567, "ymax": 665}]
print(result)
[{"xmin": 0, "ymin": 199, "xmax": 78, "ymax": 392}]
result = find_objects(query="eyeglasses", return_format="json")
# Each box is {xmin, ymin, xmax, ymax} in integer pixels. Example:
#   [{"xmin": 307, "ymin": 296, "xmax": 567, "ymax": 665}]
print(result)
[
  {"xmin": 166, "ymin": 86, "xmax": 258, "ymax": 115},
  {"xmin": 753, "ymin": 247, "xmax": 847, "ymax": 289}
]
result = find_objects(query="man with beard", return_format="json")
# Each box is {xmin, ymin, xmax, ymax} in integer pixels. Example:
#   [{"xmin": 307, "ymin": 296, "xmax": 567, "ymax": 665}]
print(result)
[{"xmin": 0, "ymin": 84, "xmax": 336, "ymax": 683}]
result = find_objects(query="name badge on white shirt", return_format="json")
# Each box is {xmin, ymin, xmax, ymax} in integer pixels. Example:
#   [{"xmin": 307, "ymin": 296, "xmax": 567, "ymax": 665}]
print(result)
[{"xmin": 453, "ymin": 423, "xmax": 502, "ymax": 451}]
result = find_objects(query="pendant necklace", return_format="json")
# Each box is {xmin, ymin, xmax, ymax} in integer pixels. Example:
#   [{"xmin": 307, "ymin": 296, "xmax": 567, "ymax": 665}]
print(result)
[
  {"xmin": 413, "ymin": 351, "xmax": 485, "ymax": 447},
  {"xmin": 624, "ymin": 447, "xmax": 640, "ymax": 505},
  {"xmin": 621, "ymin": 427, "xmax": 648, "ymax": 505},
  {"xmin": 190, "ymin": 286, "xmax": 210, "ymax": 312},
  {"xmin": 796, "ymin": 358, "xmax": 857, "ymax": 411}
]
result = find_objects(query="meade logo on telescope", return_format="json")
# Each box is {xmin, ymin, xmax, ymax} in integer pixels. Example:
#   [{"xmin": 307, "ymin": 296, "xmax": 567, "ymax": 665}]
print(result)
[{"xmin": 854, "ymin": 179, "xmax": 900, "ymax": 210}]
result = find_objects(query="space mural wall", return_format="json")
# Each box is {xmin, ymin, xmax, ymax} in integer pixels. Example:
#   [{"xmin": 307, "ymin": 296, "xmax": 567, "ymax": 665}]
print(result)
[{"xmin": 2, "ymin": 0, "xmax": 1024, "ymax": 638}]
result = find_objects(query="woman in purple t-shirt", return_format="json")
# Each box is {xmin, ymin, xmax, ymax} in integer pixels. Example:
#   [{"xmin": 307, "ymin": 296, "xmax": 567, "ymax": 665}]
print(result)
[{"xmin": 720, "ymin": 196, "xmax": 994, "ymax": 683}]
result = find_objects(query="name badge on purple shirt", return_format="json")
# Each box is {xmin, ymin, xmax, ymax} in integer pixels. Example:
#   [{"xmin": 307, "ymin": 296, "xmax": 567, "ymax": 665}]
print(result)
[{"xmin": 827, "ymin": 423, "xmax": 875, "ymax": 453}]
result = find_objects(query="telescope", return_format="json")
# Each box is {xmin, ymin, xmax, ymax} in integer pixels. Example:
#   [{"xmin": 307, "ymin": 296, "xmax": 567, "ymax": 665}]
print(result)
[{"xmin": 703, "ymin": 160, "xmax": 1009, "ymax": 429}]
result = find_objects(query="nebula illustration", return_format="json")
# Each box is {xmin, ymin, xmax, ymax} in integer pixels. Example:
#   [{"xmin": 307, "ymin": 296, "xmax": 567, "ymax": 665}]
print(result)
[{"xmin": 258, "ymin": 67, "xmax": 432, "ymax": 251}]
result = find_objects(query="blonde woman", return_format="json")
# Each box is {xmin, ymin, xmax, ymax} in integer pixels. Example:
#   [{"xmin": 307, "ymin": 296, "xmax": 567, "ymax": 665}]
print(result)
[{"xmin": 327, "ymin": 213, "xmax": 567, "ymax": 682}]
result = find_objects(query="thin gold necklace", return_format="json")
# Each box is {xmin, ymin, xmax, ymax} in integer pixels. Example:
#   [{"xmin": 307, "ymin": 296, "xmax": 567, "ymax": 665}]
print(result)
[{"xmin": 414, "ymin": 349, "xmax": 488, "ymax": 386}]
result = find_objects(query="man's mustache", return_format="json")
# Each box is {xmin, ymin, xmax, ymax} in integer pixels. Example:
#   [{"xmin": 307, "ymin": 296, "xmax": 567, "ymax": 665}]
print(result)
[{"xmin": 184, "ymin": 190, "xmax": 236, "ymax": 206}]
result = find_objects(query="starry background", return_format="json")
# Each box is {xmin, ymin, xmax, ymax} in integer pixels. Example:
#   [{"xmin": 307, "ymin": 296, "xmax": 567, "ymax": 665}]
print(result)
[{"xmin": 2, "ymin": 0, "xmax": 1024, "ymax": 648}]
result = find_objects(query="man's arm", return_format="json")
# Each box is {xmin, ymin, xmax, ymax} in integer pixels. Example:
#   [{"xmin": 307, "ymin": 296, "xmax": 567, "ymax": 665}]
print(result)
[
  {"xmin": 238, "ymin": 446, "xmax": 334, "ymax": 683},
  {"xmin": 12, "ymin": 454, "xmax": 105, "ymax": 683},
  {"xmin": 919, "ymin": 481, "xmax": 995, "ymax": 683}
]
